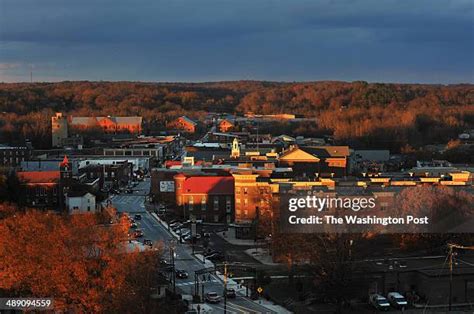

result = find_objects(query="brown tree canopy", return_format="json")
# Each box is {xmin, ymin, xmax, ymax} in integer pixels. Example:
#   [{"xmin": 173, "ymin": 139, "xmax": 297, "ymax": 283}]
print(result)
[
  {"xmin": 0, "ymin": 81, "xmax": 473, "ymax": 151},
  {"xmin": 0, "ymin": 206, "xmax": 164, "ymax": 313}
]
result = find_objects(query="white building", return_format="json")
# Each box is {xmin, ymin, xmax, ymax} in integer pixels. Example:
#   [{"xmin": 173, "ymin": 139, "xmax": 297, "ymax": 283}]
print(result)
[{"xmin": 66, "ymin": 191, "xmax": 97, "ymax": 214}]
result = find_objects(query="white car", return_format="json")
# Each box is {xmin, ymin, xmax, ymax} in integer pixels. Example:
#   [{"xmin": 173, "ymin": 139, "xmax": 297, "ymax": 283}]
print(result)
[
  {"xmin": 387, "ymin": 292, "xmax": 408, "ymax": 308},
  {"xmin": 369, "ymin": 294, "xmax": 390, "ymax": 311}
]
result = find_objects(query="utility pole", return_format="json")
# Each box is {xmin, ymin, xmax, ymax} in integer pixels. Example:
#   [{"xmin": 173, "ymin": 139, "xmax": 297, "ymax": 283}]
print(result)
[
  {"xmin": 169, "ymin": 240, "xmax": 177, "ymax": 295},
  {"xmin": 448, "ymin": 244, "xmax": 453, "ymax": 312},
  {"xmin": 224, "ymin": 262, "xmax": 227, "ymax": 314},
  {"xmin": 445, "ymin": 243, "xmax": 474, "ymax": 311}
]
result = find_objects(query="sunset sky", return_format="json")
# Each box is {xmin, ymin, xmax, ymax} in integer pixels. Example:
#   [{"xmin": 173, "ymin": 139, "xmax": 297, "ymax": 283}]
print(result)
[{"xmin": 0, "ymin": 0, "xmax": 473, "ymax": 83}]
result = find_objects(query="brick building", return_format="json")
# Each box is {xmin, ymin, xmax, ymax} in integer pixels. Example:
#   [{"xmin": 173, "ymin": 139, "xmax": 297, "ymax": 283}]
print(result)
[
  {"xmin": 174, "ymin": 174, "xmax": 234, "ymax": 223},
  {"xmin": 0, "ymin": 144, "xmax": 31, "ymax": 168},
  {"xmin": 167, "ymin": 116, "xmax": 197, "ymax": 133}
]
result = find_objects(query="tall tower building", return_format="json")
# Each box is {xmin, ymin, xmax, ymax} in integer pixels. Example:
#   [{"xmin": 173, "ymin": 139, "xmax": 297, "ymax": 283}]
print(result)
[
  {"xmin": 231, "ymin": 138, "xmax": 240, "ymax": 158},
  {"xmin": 51, "ymin": 112, "xmax": 68, "ymax": 147}
]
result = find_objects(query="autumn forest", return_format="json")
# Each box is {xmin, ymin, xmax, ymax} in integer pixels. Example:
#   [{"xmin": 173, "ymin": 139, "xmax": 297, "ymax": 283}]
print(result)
[{"xmin": 0, "ymin": 81, "xmax": 473, "ymax": 152}]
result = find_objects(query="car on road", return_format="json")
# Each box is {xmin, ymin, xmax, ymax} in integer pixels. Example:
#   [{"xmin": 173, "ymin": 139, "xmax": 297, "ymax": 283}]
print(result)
[
  {"xmin": 143, "ymin": 239, "xmax": 153, "ymax": 247},
  {"xmin": 171, "ymin": 224, "xmax": 183, "ymax": 232},
  {"xmin": 205, "ymin": 292, "xmax": 221, "ymax": 304},
  {"xmin": 134, "ymin": 214, "xmax": 142, "ymax": 220},
  {"xmin": 125, "ymin": 189, "xmax": 133, "ymax": 194},
  {"xmin": 225, "ymin": 288, "xmax": 236, "ymax": 299},
  {"xmin": 178, "ymin": 228, "xmax": 191, "ymax": 236},
  {"xmin": 169, "ymin": 222, "xmax": 181, "ymax": 228},
  {"xmin": 387, "ymin": 292, "xmax": 407, "ymax": 309},
  {"xmin": 130, "ymin": 222, "xmax": 138, "ymax": 229},
  {"xmin": 369, "ymin": 294, "xmax": 390, "ymax": 311},
  {"xmin": 175, "ymin": 269, "xmax": 189, "ymax": 279},
  {"xmin": 133, "ymin": 229, "xmax": 144, "ymax": 238}
]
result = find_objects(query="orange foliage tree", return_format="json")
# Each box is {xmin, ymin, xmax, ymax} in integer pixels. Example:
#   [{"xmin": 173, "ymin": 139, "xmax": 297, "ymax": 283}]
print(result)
[{"xmin": 0, "ymin": 206, "xmax": 164, "ymax": 313}]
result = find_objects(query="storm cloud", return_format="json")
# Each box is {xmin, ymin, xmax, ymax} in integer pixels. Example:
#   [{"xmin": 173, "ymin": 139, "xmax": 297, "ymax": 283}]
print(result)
[{"xmin": 0, "ymin": 0, "xmax": 472, "ymax": 83}]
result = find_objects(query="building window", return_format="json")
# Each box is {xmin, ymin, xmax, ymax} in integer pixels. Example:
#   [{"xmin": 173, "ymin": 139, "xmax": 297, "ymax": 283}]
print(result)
[
  {"xmin": 236, "ymin": 198, "xmax": 240, "ymax": 204},
  {"xmin": 244, "ymin": 199, "xmax": 248, "ymax": 206},
  {"xmin": 214, "ymin": 215, "xmax": 219, "ymax": 222},
  {"xmin": 201, "ymin": 196, "xmax": 206, "ymax": 211},
  {"xmin": 243, "ymin": 187, "xmax": 248, "ymax": 194},
  {"xmin": 213, "ymin": 197, "xmax": 219, "ymax": 210},
  {"xmin": 188, "ymin": 196, "xmax": 194, "ymax": 211}
]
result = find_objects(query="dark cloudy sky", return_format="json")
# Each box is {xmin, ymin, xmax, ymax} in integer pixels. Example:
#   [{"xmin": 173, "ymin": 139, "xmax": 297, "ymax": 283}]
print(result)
[{"xmin": 0, "ymin": 0, "xmax": 473, "ymax": 83}]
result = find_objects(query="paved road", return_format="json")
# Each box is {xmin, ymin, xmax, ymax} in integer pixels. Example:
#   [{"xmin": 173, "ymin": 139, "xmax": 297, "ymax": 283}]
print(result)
[{"xmin": 109, "ymin": 178, "xmax": 278, "ymax": 313}]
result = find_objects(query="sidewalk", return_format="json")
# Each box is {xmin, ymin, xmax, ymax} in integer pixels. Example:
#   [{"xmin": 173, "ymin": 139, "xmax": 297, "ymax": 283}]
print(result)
[
  {"xmin": 244, "ymin": 248, "xmax": 281, "ymax": 266},
  {"xmin": 215, "ymin": 227, "xmax": 260, "ymax": 246},
  {"xmin": 150, "ymin": 213, "xmax": 291, "ymax": 313}
]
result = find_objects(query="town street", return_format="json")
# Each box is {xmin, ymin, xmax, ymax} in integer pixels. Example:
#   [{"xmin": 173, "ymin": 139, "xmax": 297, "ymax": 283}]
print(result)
[{"xmin": 109, "ymin": 178, "xmax": 278, "ymax": 314}]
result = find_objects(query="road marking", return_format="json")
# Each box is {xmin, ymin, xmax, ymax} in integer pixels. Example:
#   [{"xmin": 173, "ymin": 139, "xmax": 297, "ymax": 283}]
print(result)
[
  {"xmin": 228, "ymin": 301, "xmax": 266, "ymax": 314},
  {"xmin": 210, "ymin": 304, "xmax": 239, "ymax": 314}
]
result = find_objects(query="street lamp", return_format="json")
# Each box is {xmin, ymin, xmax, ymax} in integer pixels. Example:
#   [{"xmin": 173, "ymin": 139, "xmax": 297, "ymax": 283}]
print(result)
[{"xmin": 169, "ymin": 239, "xmax": 177, "ymax": 295}]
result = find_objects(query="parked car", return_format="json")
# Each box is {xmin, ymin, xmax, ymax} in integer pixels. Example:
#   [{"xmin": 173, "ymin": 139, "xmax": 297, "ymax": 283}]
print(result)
[
  {"xmin": 387, "ymin": 292, "xmax": 407, "ymax": 309},
  {"xmin": 133, "ymin": 229, "xmax": 144, "ymax": 238},
  {"xmin": 225, "ymin": 288, "xmax": 236, "ymax": 299},
  {"xmin": 130, "ymin": 222, "xmax": 138, "ymax": 229},
  {"xmin": 169, "ymin": 222, "xmax": 181, "ymax": 229},
  {"xmin": 369, "ymin": 294, "xmax": 390, "ymax": 311},
  {"xmin": 175, "ymin": 269, "xmax": 189, "ymax": 279},
  {"xmin": 143, "ymin": 239, "xmax": 153, "ymax": 247},
  {"xmin": 171, "ymin": 224, "xmax": 183, "ymax": 231},
  {"xmin": 180, "ymin": 228, "xmax": 191, "ymax": 236},
  {"xmin": 205, "ymin": 292, "xmax": 221, "ymax": 304},
  {"xmin": 134, "ymin": 214, "xmax": 142, "ymax": 220}
]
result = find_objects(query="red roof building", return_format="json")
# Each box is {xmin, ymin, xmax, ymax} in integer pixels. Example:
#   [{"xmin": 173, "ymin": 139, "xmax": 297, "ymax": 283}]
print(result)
[
  {"xmin": 174, "ymin": 174, "xmax": 234, "ymax": 223},
  {"xmin": 17, "ymin": 171, "xmax": 61, "ymax": 185}
]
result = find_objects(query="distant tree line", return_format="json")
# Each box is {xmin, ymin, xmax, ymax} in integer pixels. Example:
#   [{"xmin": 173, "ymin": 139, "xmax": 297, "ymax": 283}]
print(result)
[{"xmin": 0, "ymin": 81, "xmax": 473, "ymax": 151}]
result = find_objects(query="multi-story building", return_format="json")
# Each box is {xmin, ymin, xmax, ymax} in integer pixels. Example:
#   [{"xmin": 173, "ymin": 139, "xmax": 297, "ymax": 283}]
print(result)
[
  {"xmin": 70, "ymin": 116, "xmax": 142, "ymax": 134},
  {"xmin": 17, "ymin": 156, "xmax": 73, "ymax": 211},
  {"xmin": 167, "ymin": 116, "xmax": 197, "ymax": 133},
  {"xmin": 51, "ymin": 112, "xmax": 68, "ymax": 147},
  {"xmin": 278, "ymin": 145, "xmax": 350, "ymax": 178},
  {"xmin": 80, "ymin": 161, "xmax": 132, "ymax": 189},
  {"xmin": 0, "ymin": 144, "xmax": 31, "ymax": 168},
  {"xmin": 174, "ymin": 173, "xmax": 234, "ymax": 223}
]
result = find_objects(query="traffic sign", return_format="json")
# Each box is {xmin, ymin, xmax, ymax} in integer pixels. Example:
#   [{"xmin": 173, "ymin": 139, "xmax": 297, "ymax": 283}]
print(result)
[{"xmin": 257, "ymin": 287, "xmax": 263, "ymax": 294}]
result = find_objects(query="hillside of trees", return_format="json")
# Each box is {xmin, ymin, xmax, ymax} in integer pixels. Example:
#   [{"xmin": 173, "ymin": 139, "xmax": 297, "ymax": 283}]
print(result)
[{"xmin": 0, "ymin": 81, "xmax": 473, "ymax": 150}]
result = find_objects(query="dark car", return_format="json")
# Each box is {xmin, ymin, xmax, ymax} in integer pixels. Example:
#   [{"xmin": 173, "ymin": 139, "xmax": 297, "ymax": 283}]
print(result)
[
  {"xmin": 134, "ymin": 214, "xmax": 142, "ymax": 220},
  {"xmin": 143, "ymin": 239, "xmax": 153, "ymax": 247},
  {"xmin": 175, "ymin": 269, "xmax": 189, "ymax": 279},
  {"xmin": 225, "ymin": 288, "xmax": 236, "ymax": 299},
  {"xmin": 130, "ymin": 222, "xmax": 138, "ymax": 229}
]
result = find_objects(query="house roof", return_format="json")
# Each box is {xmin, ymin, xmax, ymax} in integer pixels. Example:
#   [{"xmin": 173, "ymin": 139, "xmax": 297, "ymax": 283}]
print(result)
[
  {"xmin": 17, "ymin": 171, "xmax": 60, "ymax": 184},
  {"xmin": 70, "ymin": 116, "xmax": 142, "ymax": 126},
  {"xmin": 176, "ymin": 175, "xmax": 234, "ymax": 194},
  {"xmin": 178, "ymin": 116, "xmax": 197, "ymax": 126},
  {"xmin": 67, "ymin": 191, "xmax": 94, "ymax": 198},
  {"xmin": 300, "ymin": 146, "xmax": 350, "ymax": 158}
]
